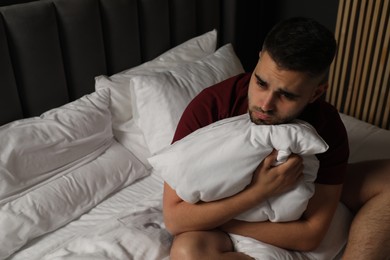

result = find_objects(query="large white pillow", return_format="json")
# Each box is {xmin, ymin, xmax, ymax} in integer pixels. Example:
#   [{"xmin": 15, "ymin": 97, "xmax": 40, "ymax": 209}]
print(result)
[
  {"xmin": 95, "ymin": 29, "xmax": 217, "ymax": 167},
  {"xmin": 95, "ymin": 29, "xmax": 217, "ymax": 128},
  {"xmin": 131, "ymin": 43, "xmax": 245, "ymax": 155},
  {"xmin": 148, "ymin": 114, "xmax": 329, "ymax": 222},
  {"xmin": 0, "ymin": 89, "xmax": 149, "ymax": 258}
]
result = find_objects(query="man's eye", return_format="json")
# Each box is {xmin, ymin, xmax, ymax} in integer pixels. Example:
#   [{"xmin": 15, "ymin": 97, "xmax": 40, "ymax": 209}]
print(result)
[
  {"xmin": 257, "ymin": 80, "xmax": 266, "ymax": 87},
  {"xmin": 281, "ymin": 92, "xmax": 296, "ymax": 100}
]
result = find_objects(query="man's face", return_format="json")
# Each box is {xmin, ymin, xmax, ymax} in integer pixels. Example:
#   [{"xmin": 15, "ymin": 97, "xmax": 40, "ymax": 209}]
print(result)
[{"xmin": 248, "ymin": 51, "xmax": 327, "ymax": 125}]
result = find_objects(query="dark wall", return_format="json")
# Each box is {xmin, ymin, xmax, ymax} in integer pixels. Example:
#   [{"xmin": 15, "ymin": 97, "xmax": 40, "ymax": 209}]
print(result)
[
  {"xmin": 0, "ymin": 0, "xmax": 340, "ymax": 72},
  {"xmin": 269, "ymin": 0, "xmax": 340, "ymax": 33},
  {"xmin": 236, "ymin": 0, "xmax": 340, "ymax": 71}
]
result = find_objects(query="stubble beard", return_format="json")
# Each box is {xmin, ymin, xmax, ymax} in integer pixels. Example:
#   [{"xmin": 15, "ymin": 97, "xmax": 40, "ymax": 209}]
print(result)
[{"xmin": 248, "ymin": 108, "xmax": 299, "ymax": 126}]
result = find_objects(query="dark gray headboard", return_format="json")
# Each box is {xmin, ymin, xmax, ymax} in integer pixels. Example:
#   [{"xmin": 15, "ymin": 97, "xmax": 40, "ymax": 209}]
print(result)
[{"xmin": 0, "ymin": 0, "xmax": 270, "ymax": 125}]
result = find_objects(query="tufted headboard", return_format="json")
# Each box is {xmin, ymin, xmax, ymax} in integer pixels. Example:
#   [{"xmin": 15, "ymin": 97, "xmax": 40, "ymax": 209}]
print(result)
[{"xmin": 0, "ymin": 0, "xmax": 271, "ymax": 126}]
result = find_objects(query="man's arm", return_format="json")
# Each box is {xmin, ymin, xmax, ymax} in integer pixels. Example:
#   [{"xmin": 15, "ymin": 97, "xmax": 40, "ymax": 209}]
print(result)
[
  {"xmin": 163, "ymin": 151, "xmax": 304, "ymax": 235},
  {"xmin": 220, "ymin": 183, "xmax": 342, "ymax": 251}
]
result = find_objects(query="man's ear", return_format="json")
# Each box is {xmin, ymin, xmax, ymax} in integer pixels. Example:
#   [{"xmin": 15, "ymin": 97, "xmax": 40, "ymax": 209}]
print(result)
[{"xmin": 310, "ymin": 82, "xmax": 328, "ymax": 103}]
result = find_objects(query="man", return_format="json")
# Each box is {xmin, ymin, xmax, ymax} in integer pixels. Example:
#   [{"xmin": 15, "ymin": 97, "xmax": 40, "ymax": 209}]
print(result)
[{"xmin": 163, "ymin": 17, "xmax": 390, "ymax": 259}]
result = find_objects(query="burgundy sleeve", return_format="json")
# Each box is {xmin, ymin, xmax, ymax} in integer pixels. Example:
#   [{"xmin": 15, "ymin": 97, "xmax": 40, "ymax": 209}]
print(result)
[
  {"xmin": 172, "ymin": 88, "xmax": 217, "ymax": 143},
  {"xmin": 314, "ymin": 110, "xmax": 350, "ymax": 185},
  {"xmin": 172, "ymin": 73, "xmax": 250, "ymax": 143}
]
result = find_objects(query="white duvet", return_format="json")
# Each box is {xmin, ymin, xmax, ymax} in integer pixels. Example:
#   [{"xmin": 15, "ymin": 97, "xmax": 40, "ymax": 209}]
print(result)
[
  {"xmin": 40, "ymin": 194, "xmax": 171, "ymax": 260},
  {"xmin": 0, "ymin": 89, "xmax": 149, "ymax": 258},
  {"xmin": 149, "ymin": 114, "xmax": 329, "ymax": 222},
  {"xmin": 7, "ymin": 173, "xmax": 169, "ymax": 260}
]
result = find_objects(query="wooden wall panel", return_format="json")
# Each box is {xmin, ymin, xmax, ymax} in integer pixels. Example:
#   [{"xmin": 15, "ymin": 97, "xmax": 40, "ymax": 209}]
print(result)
[{"xmin": 327, "ymin": 0, "xmax": 390, "ymax": 129}]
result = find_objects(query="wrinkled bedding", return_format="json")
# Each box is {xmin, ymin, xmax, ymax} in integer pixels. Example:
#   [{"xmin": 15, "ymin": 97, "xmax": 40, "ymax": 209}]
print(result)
[{"xmin": 9, "ymin": 174, "xmax": 168, "ymax": 260}]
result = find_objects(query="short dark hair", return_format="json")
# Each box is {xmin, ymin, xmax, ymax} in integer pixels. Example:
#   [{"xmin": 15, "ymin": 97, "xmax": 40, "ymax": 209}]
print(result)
[{"xmin": 262, "ymin": 17, "xmax": 337, "ymax": 78}]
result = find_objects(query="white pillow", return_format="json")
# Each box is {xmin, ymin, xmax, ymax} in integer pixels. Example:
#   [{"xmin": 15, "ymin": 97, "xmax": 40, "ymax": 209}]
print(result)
[
  {"xmin": 0, "ymin": 88, "xmax": 112, "ymax": 201},
  {"xmin": 340, "ymin": 113, "xmax": 390, "ymax": 163},
  {"xmin": 148, "ymin": 114, "xmax": 329, "ymax": 222},
  {"xmin": 95, "ymin": 29, "xmax": 217, "ymax": 128},
  {"xmin": 0, "ymin": 89, "xmax": 149, "ymax": 258},
  {"xmin": 131, "ymin": 43, "xmax": 245, "ymax": 155},
  {"xmin": 95, "ymin": 29, "xmax": 217, "ymax": 167}
]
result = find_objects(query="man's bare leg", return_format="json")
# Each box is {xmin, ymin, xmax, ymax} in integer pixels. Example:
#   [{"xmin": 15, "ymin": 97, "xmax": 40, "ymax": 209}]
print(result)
[
  {"xmin": 170, "ymin": 229, "xmax": 253, "ymax": 260},
  {"xmin": 341, "ymin": 159, "xmax": 390, "ymax": 260}
]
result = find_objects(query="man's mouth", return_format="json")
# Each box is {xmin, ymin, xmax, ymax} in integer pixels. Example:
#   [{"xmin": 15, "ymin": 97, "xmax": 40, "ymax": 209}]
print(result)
[
  {"xmin": 252, "ymin": 110, "xmax": 272, "ymax": 121},
  {"xmin": 249, "ymin": 110, "xmax": 274, "ymax": 125}
]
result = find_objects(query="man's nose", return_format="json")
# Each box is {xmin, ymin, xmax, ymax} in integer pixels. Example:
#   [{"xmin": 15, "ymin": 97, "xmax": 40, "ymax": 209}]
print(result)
[{"xmin": 261, "ymin": 92, "xmax": 276, "ymax": 112}]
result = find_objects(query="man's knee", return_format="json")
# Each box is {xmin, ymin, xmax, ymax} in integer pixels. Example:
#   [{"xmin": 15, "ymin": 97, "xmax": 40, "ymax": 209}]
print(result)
[
  {"xmin": 170, "ymin": 230, "xmax": 233, "ymax": 260},
  {"xmin": 170, "ymin": 242, "xmax": 197, "ymax": 260},
  {"xmin": 170, "ymin": 233, "xmax": 201, "ymax": 260}
]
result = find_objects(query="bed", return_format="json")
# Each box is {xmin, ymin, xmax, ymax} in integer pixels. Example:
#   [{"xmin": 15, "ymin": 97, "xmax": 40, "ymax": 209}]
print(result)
[{"xmin": 1, "ymin": 0, "xmax": 390, "ymax": 259}]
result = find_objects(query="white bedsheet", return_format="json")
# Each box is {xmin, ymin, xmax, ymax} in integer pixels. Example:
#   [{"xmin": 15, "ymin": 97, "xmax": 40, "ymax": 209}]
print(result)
[{"xmin": 9, "ymin": 174, "xmax": 169, "ymax": 260}]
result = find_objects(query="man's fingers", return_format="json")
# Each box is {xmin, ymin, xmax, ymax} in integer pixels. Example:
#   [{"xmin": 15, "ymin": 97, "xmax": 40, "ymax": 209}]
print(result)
[{"xmin": 263, "ymin": 149, "xmax": 278, "ymax": 167}]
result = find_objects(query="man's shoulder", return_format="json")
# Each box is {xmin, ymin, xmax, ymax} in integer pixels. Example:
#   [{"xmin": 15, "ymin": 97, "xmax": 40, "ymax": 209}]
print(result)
[
  {"xmin": 300, "ymin": 99, "xmax": 348, "ymax": 149},
  {"xmin": 173, "ymin": 73, "xmax": 250, "ymax": 142},
  {"xmin": 300, "ymin": 99, "xmax": 343, "ymax": 128},
  {"xmin": 201, "ymin": 72, "xmax": 250, "ymax": 95},
  {"xmin": 191, "ymin": 72, "xmax": 249, "ymax": 117}
]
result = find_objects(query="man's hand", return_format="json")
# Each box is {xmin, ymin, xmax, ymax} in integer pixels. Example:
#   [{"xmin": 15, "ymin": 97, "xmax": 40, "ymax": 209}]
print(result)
[{"xmin": 246, "ymin": 150, "xmax": 304, "ymax": 201}]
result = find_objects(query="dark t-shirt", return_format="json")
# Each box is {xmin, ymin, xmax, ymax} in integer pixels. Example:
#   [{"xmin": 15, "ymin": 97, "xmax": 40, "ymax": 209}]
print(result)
[{"xmin": 173, "ymin": 73, "xmax": 349, "ymax": 184}]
